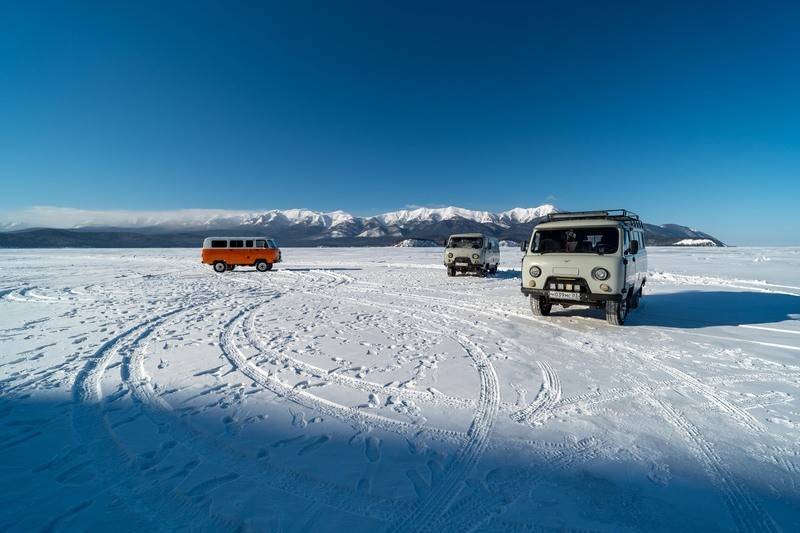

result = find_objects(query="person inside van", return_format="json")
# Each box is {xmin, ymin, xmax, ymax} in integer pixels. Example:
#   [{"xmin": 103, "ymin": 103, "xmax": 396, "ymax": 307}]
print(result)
[{"xmin": 594, "ymin": 229, "xmax": 619, "ymax": 254}]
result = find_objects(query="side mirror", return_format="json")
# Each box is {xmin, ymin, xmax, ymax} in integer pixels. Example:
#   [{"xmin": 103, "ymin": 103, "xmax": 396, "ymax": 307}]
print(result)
[
  {"xmin": 520, "ymin": 240, "xmax": 528, "ymax": 252},
  {"xmin": 629, "ymin": 240, "xmax": 639, "ymax": 255}
]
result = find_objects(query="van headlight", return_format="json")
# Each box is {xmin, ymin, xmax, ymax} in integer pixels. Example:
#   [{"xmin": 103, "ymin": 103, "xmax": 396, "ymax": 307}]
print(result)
[
  {"xmin": 529, "ymin": 266, "xmax": 541, "ymax": 277},
  {"xmin": 592, "ymin": 267, "xmax": 610, "ymax": 281},
  {"xmin": 472, "ymin": 253, "xmax": 479, "ymax": 259},
  {"xmin": 447, "ymin": 253, "xmax": 453, "ymax": 258}
]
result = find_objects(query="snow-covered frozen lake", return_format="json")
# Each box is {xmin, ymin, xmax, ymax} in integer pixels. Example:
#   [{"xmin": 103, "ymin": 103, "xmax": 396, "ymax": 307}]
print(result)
[{"xmin": 1, "ymin": 246, "xmax": 799, "ymax": 531}]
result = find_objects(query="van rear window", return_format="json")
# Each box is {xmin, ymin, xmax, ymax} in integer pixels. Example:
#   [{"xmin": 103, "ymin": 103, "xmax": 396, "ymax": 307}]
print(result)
[{"xmin": 211, "ymin": 240, "xmax": 227, "ymax": 248}]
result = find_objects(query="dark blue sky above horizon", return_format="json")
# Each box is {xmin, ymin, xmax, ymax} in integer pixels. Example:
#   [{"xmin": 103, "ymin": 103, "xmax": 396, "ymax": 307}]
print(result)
[{"xmin": 1, "ymin": 1, "xmax": 799, "ymax": 245}]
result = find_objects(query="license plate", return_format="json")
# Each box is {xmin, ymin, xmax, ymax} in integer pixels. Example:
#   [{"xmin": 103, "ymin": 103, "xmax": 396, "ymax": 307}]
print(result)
[{"xmin": 549, "ymin": 290, "xmax": 581, "ymax": 301}]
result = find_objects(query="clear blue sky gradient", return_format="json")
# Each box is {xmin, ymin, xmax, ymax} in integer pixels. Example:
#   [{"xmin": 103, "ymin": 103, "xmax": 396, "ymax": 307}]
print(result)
[{"xmin": 1, "ymin": 1, "xmax": 799, "ymax": 245}]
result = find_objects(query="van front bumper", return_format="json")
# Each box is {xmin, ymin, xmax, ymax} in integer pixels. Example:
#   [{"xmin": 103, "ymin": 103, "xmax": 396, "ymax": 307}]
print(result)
[{"xmin": 520, "ymin": 287, "xmax": 622, "ymax": 303}]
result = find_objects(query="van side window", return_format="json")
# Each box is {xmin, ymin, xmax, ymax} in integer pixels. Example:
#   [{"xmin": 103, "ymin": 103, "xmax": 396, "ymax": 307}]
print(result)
[
  {"xmin": 255, "ymin": 239, "xmax": 267, "ymax": 248},
  {"xmin": 245, "ymin": 240, "xmax": 253, "ymax": 248},
  {"xmin": 230, "ymin": 240, "xmax": 244, "ymax": 248},
  {"xmin": 211, "ymin": 240, "xmax": 227, "ymax": 248}
]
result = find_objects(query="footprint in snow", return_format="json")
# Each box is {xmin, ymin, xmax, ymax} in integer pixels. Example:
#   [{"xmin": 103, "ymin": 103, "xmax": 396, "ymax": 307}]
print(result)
[
  {"xmin": 357, "ymin": 478, "xmax": 371, "ymax": 493},
  {"xmin": 365, "ymin": 436, "xmax": 381, "ymax": 463},
  {"xmin": 271, "ymin": 435, "xmax": 305, "ymax": 448},
  {"xmin": 291, "ymin": 410, "xmax": 307, "ymax": 428},
  {"xmin": 298, "ymin": 434, "xmax": 331, "ymax": 456}
]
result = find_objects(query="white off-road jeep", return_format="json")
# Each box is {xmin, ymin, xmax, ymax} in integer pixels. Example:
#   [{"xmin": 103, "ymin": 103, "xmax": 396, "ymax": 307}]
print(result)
[
  {"xmin": 444, "ymin": 233, "xmax": 500, "ymax": 277},
  {"xmin": 520, "ymin": 210, "xmax": 647, "ymax": 325}
]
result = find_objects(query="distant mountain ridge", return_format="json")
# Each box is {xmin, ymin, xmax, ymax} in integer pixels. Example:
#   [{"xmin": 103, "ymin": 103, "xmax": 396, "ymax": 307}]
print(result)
[{"xmin": 0, "ymin": 205, "xmax": 725, "ymax": 247}]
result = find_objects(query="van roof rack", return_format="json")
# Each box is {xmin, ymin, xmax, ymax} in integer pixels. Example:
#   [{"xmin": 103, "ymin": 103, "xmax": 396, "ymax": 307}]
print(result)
[{"xmin": 545, "ymin": 210, "xmax": 642, "ymax": 226}]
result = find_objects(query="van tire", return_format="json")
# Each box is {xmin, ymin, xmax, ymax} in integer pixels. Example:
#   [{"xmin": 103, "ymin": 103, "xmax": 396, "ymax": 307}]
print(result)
[
  {"xmin": 227, "ymin": 264, "xmax": 235, "ymax": 271},
  {"xmin": 213, "ymin": 261, "xmax": 227, "ymax": 273},
  {"xmin": 606, "ymin": 298, "xmax": 628, "ymax": 325},
  {"xmin": 255, "ymin": 260, "xmax": 270, "ymax": 272},
  {"xmin": 447, "ymin": 266, "xmax": 455, "ymax": 277},
  {"xmin": 631, "ymin": 286, "xmax": 642, "ymax": 309},
  {"xmin": 530, "ymin": 296, "xmax": 552, "ymax": 316}
]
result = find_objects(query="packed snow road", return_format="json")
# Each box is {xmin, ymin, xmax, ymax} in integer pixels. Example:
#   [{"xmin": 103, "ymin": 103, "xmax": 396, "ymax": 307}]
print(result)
[{"xmin": 1, "ymin": 247, "xmax": 799, "ymax": 531}]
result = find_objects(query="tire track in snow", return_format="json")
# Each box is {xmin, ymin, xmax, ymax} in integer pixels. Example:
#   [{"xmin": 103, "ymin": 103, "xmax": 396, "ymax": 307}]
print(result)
[
  {"xmin": 513, "ymin": 309, "xmax": 769, "ymax": 435},
  {"xmin": 71, "ymin": 307, "xmax": 240, "ymax": 531},
  {"xmin": 385, "ymin": 333, "xmax": 500, "ymax": 533},
  {"xmin": 129, "ymin": 304, "xmax": 402, "ymax": 522},
  {"xmin": 321, "ymin": 285, "xmax": 508, "ymax": 532},
  {"xmin": 232, "ymin": 272, "xmax": 517, "ymax": 530},
  {"xmin": 222, "ymin": 307, "xmax": 466, "ymax": 447},
  {"xmin": 241, "ymin": 305, "xmax": 478, "ymax": 412},
  {"xmin": 509, "ymin": 360, "xmax": 561, "ymax": 426},
  {"xmin": 342, "ymin": 272, "xmax": 791, "ymax": 528},
  {"xmin": 436, "ymin": 435, "xmax": 611, "ymax": 531},
  {"xmin": 642, "ymin": 396, "xmax": 781, "ymax": 533},
  {"xmin": 336, "ymin": 284, "xmax": 565, "ymax": 420}
]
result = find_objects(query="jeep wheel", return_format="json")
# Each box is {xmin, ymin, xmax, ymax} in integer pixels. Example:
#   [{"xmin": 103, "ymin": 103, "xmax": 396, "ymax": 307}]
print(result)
[
  {"xmin": 605, "ymin": 298, "xmax": 628, "ymax": 325},
  {"xmin": 530, "ymin": 296, "xmax": 552, "ymax": 316},
  {"xmin": 213, "ymin": 261, "xmax": 226, "ymax": 273},
  {"xmin": 255, "ymin": 260, "xmax": 270, "ymax": 272}
]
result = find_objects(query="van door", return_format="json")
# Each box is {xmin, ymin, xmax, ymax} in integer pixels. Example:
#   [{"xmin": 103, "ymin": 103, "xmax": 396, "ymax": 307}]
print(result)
[
  {"xmin": 633, "ymin": 229, "xmax": 647, "ymax": 291},
  {"xmin": 623, "ymin": 229, "xmax": 638, "ymax": 296}
]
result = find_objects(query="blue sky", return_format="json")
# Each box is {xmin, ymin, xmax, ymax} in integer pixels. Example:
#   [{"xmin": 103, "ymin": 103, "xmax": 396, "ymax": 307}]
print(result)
[{"xmin": 1, "ymin": 1, "xmax": 799, "ymax": 245}]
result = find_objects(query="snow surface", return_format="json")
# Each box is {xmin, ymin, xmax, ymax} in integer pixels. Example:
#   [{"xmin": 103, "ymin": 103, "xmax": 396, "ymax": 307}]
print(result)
[{"xmin": 1, "ymin": 246, "xmax": 799, "ymax": 531}]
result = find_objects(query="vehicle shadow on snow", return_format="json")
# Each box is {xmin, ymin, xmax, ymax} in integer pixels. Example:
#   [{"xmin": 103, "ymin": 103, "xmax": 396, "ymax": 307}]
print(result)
[
  {"xmin": 548, "ymin": 291, "xmax": 800, "ymax": 328},
  {"xmin": 636, "ymin": 291, "xmax": 800, "ymax": 328},
  {"xmin": 285, "ymin": 267, "xmax": 363, "ymax": 272},
  {"xmin": 1, "ymin": 394, "xmax": 789, "ymax": 531},
  {"xmin": 452, "ymin": 269, "xmax": 520, "ymax": 280},
  {"xmin": 493, "ymin": 269, "xmax": 521, "ymax": 280}
]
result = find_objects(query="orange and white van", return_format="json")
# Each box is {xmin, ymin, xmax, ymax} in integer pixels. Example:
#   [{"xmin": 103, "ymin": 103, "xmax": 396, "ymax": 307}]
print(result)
[{"xmin": 201, "ymin": 237, "xmax": 282, "ymax": 273}]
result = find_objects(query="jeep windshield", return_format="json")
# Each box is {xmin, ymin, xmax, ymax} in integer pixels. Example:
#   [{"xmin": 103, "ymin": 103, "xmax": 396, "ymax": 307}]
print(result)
[
  {"xmin": 447, "ymin": 237, "xmax": 483, "ymax": 249},
  {"xmin": 533, "ymin": 228, "xmax": 619, "ymax": 254}
]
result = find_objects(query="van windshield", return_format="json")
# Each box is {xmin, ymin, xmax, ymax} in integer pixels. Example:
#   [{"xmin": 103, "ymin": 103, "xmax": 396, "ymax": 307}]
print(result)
[
  {"xmin": 447, "ymin": 237, "xmax": 483, "ymax": 249},
  {"xmin": 533, "ymin": 228, "xmax": 619, "ymax": 254}
]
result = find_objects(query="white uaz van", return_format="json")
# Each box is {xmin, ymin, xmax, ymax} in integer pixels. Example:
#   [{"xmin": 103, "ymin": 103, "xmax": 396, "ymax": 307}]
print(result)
[
  {"xmin": 520, "ymin": 210, "xmax": 647, "ymax": 325},
  {"xmin": 444, "ymin": 233, "xmax": 500, "ymax": 277}
]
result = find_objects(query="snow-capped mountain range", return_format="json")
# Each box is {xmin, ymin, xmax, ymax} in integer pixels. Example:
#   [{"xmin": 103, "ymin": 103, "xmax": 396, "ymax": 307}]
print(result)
[{"xmin": 0, "ymin": 205, "xmax": 725, "ymax": 247}]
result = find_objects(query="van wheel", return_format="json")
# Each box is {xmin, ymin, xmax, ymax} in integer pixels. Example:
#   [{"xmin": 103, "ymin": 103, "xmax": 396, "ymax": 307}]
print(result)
[
  {"xmin": 478, "ymin": 268, "xmax": 487, "ymax": 278},
  {"xmin": 530, "ymin": 296, "xmax": 552, "ymax": 316},
  {"xmin": 631, "ymin": 286, "xmax": 642, "ymax": 309},
  {"xmin": 255, "ymin": 260, "xmax": 270, "ymax": 272},
  {"xmin": 606, "ymin": 298, "xmax": 628, "ymax": 325},
  {"xmin": 213, "ymin": 261, "xmax": 227, "ymax": 273},
  {"xmin": 226, "ymin": 264, "xmax": 235, "ymax": 271},
  {"xmin": 490, "ymin": 264, "xmax": 498, "ymax": 275},
  {"xmin": 447, "ymin": 266, "xmax": 455, "ymax": 277}
]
